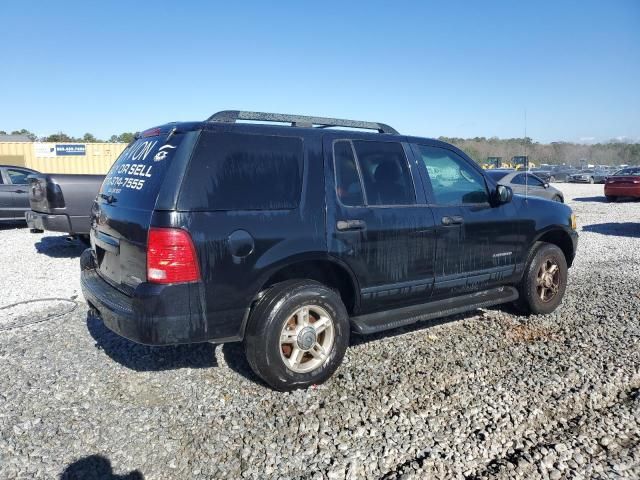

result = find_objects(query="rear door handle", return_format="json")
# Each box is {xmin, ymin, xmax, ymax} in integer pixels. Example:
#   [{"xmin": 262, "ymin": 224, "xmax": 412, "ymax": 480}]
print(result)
[
  {"xmin": 14, "ymin": 189, "xmax": 26, "ymax": 194},
  {"xmin": 337, "ymin": 219, "xmax": 366, "ymax": 231},
  {"xmin": 441, "ymin": 215, "xmax": 464, "ymax": 226}
]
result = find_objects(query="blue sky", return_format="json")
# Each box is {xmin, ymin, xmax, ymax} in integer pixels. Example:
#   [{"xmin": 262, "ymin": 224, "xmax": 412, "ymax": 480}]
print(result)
[{"xmin": 1, "ymin": 1, "xmax": 638, "ymax": 143}]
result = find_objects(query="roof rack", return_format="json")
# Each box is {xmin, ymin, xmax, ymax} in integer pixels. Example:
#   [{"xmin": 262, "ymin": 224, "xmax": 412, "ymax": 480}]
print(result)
[{"xmin": 206, "ymin": 110, "xmax": 398, "ymax": 134}]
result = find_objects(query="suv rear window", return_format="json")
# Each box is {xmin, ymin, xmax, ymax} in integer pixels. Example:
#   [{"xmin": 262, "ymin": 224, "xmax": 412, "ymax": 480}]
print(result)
[
  {"xmin": 179, "ymin": 132, "xmax": 303, "ymax": 211},
  {"xmin": 101, "ymin": 134, "xmax": 185, "ymax": 210}
]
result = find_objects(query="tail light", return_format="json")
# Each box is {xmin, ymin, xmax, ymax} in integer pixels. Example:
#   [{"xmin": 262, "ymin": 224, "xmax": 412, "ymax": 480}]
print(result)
[{"xmin": 147, "ymin": 228, "xmax": 200, "ymax": 284}]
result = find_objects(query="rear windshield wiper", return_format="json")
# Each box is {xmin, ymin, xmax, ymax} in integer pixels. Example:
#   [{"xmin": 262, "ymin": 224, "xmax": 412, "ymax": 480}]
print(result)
[{"xmin": 99, "ymin": 193, "xmax": 117, "ymax": 204}]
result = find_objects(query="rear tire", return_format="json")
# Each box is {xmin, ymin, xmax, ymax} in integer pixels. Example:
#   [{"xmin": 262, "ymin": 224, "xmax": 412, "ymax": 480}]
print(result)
[
  {"xmin": 244, "ymin": 280, "xmax": 350, "ymax": 391},
  {"xmin": 589, "ymin": 177, "xmax": 595, "ymax": 184},
  {"xmin": 515, "ymin": 242, "xmax": 568, "ymax": 315},
  {"xmin": 605, "ymin": 195, "xmax": 616, "ymax": 202},
  {"xmin": 552, "ymin": 195, "xmax": 563, "ymax": 202}
]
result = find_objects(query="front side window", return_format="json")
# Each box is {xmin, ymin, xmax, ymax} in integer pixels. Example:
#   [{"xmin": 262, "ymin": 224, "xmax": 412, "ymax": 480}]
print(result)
[
  {"xmin": 352, "ymin": 141, "xmax": 415, "ymax": 206},
  {"xmin": 7, "ymin": 168, "xmax": 31, "ymax": 185},
  {"xmin": 511, "ymin": 174, "xmax": 527, "ymax": 185},
  {"xmin": 527, "ymin": 174, "xmax": 545, "ymax": 186},
  {"xmin": 180, "ymin": 132, "xmax": 303, "ymax": 211},
  {"xmin": 416, "ymin": 145, "xmax": 488, "ymax": 205}
]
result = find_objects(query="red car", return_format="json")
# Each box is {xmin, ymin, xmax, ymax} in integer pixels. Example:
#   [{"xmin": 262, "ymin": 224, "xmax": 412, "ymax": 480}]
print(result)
[{"xmin": 604, "ymin": 167, "xmax": 640, "ymax": 202}]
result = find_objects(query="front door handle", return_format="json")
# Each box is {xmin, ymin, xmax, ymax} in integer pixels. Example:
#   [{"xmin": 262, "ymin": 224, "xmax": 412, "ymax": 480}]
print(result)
[
  {"xmin": 441, "ymin": 215, "xmax": 464, "ymax": 226},
  {"xmin": 14, "ymin": 189, "xmax": 27, "ymax": 194},
  {"xmin": 337, "ymin": 219, "xmax": 366, "ymax": 231}
]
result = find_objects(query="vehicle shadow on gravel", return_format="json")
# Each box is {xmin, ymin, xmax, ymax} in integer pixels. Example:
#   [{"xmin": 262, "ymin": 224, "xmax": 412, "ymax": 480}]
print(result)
[
  {"xmin": 86, "ymin": 312, "xmax": 217, "ymax": 371},
  {"xmin": 582, "ymin": 222, "xmax": 640, "ymax": 238},
  {"xmin": 60, "ymin": 454, "xmax": 143, "ymax": 479},
  {"xmin": 572, "ymin": 196, "xmax": 607, "ymax": 202},
  {"xmin": 0, "ymin": 221, "xmax": 27, "ymax": 230},
  {"xmin": 35, "ymin": 235, "xmax": 86, "ymax": 258}
]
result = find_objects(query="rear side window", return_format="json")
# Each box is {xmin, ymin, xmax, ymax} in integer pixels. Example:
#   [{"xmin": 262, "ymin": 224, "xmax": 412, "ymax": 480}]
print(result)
[
  {"xmin": 352, "ymin": 141, "xmax": 415, "ymax": 206},
  {"xmin": 101, "ymin": 134, "xmax": 185, "ymax": 210},
  {"xmin": 179, "ymin": 132, "xmax": 303, "ymax": 211}
]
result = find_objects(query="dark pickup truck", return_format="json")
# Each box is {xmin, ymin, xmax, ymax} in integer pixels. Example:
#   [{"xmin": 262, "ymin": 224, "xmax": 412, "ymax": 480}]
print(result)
[{"xmin": 26, "ymin": 174, "xmax": 104, "ymax": 239}]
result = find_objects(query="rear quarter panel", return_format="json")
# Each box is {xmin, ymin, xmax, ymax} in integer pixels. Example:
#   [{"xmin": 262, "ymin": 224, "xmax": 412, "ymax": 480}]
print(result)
[{"xmin": 161, "ymin": 132, "xmax": 327, "ymax": 321}]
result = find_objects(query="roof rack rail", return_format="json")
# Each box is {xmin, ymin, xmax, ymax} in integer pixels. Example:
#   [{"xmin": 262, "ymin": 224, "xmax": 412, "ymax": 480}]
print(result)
[{"xmin": 206, "ymin": 110, "xmax": 398, "ymax": 134}]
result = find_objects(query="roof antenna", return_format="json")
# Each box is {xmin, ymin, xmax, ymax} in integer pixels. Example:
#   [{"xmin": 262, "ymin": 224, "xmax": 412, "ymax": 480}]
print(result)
[{"xmin": 524, "ymin": 108, "xmax": 528, "ymax": 201}]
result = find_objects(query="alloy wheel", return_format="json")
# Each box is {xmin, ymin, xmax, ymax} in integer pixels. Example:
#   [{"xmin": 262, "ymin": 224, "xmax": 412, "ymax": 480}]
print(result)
[
  {"xmin": 536, "ymin": 259, "xmax": 560, "ymax": 302},
  {"xmin": 280, "ymin": 305, "xmax": 335, "ymax": 373}
]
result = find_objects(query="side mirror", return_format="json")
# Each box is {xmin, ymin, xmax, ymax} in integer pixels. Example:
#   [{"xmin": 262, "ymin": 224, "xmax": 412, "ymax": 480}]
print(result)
[{"xmin": 496, "ymin": 184, "xmax": 513, "ymax": 205}]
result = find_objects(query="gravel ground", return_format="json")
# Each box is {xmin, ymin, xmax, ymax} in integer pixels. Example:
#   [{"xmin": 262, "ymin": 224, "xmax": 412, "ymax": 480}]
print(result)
[{"xmin": 0, "ymin": 183, "xmax": 639, "ymax": 479}]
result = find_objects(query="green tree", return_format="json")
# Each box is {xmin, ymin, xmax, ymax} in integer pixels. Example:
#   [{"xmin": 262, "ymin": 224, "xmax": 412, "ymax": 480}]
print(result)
[
  {"xmin": 118, "ymin": 132, "xmax": 136, "ymax": 144},
  {"xmin": 10, "ymin": 129, "xmax": 37, "ymax": 141},
  {"xmin": 82, "ymin": 133, "xmax": 99, "ymax": 143},
  {"xmin": 45, "ymin": 132, "xmax": 75, "ymax": 143}
]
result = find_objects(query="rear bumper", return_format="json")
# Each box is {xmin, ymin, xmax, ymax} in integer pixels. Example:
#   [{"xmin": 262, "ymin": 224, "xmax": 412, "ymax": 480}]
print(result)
[
  {"xmin": 26, "ymin": 210, "xmax": 72, "ymax": 233},
  {"xmin": 604, "ymin": 185, "xmax": 640, "ymax": 197},
  {"xmin": 26, "ymin": 210, "xmax": 91, "ymax": 235},
  {"xmin": 80, "ymin": 250, "xmax": 247, "ymax": 345}
]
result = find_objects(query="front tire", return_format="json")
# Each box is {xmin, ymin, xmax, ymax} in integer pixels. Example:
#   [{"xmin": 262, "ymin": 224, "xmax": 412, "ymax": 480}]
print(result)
[
  {"xmin": 605, "ymin": 195, "xmax": 617, "ymax": 202},
  {"xmin": 244, "ymin": 280, "xmax": 350, "ymax": 391},
  {"xmin": 552, "ymin": 195, "xmax": 563, "ymax": 202},
  {"xmin": 516, "ymin": 243, "xmax": 568, "ymax": 315},
  {"xmin": 589, "ymin": 177, "xmax": 595, "ymax": 184}
]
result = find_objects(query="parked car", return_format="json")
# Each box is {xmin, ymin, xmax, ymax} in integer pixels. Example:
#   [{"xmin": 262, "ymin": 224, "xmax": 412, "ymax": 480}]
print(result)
[
  {"xmin": 604, "ymin": 166, "xmax": 640, "ymax": 202},
  {"xmin": 485, "ymin": 169, "xmax": 564, "ymax": 202},
  {"xmin": 568, "ymin": 169, "xmax": 608, "ymax": 184},
  {"xmin": 0, "ymin": 165, "xmax": 38, "ymax": 222},
  {"xmin": 528, "ymin": 168, "xmax": 552, "ymax": 183},
  {"xmin": 548, "ymin": 166, "xmax": 579, "ymax": 182},
  {"xmin": 81, "ymin": 110, "xmax": 578, "ymax": 391},
  {"xmin": 26, "ymin": 174, "xmax": 105, "ymax": 239}
]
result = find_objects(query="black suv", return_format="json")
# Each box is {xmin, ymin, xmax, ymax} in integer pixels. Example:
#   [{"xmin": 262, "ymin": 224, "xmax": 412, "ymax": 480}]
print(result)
[{"xmin": 81, "ymin": 111, "xmax": 578, "ymax": 390}]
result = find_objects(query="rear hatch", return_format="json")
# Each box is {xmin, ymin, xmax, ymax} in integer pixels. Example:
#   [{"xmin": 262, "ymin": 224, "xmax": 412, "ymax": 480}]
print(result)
[{"xmin": 92, "ymin": 125, "xmax": 199, "ymax": 293}]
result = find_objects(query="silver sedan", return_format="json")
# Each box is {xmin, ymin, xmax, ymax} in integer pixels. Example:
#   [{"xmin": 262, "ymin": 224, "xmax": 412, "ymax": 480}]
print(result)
[{"xmin": 486, "ymin": 169, "xmax": 565, "ymax": 202}]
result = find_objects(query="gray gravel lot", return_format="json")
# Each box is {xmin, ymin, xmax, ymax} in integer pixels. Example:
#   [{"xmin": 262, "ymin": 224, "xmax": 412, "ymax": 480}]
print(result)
[{"xmin": 0, "ymin": 183, "xmax": 639, "ymax": 479}]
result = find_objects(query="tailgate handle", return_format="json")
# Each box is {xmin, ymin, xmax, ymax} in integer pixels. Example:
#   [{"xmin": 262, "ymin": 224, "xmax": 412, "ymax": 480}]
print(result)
[{"xmin": 95, "ymin": 231, "xmax": 120, "ymax": 254}]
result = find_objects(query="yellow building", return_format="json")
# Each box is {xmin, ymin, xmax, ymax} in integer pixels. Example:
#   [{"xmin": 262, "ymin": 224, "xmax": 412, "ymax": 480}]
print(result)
[{"xmin": 0, "ymin": 141, "xmax": 127, "ymax": 174}]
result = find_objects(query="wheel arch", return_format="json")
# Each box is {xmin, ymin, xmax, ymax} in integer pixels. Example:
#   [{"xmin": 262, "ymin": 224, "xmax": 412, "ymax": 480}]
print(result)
[
  {"xmin": 256, "ymin": 255, "xmax": 361, "ymax": 315},
  {"xmin": 534, "ymin": 228, "xmax": 575, "ymax": 267}
]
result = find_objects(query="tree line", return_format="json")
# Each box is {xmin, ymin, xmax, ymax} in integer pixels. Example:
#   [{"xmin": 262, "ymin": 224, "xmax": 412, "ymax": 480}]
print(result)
[
  {"xmin": 2, "ymin": 128, "xmax": 638, "ymax": 166},
  {"xmin": 440, "ymin": 136, "xmax": 640, "ymax": 167},
  {"xmin": 0, "ymin": 129, "xmax": 136, "ymax": 144}
]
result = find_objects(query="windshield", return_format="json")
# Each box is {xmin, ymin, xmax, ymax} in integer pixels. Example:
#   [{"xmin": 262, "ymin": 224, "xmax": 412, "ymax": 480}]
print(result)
[
  {"xmin": 100, "ymin": 133, "xmax": 186, "ymax": 210},
  {"xmin": 613, "ymin": 167, "xmax": 640, "ymax": 176}
]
